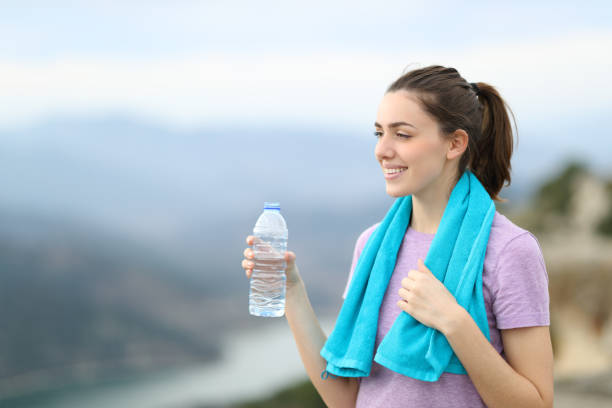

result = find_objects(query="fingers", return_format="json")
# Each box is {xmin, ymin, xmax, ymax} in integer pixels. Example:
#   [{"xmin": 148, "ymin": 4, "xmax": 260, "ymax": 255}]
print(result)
[
  {"xmin": 246, "ymin": 235, "xmax": 263, "ymax": 245},
  {"xmin": 242, "ymin": 258, "xmax": 255, "ymax": 278},
  {"xmin": 242, "ymin": 259, "xmax": 255, "ymax": 268},
  {"xmin": 243, "ymin": 237, "xmax": 256, "ymax": 278},
  {"xmin": 243, "ymin": 236, "xmax": 292, "ymax": 280},
  {"xmin": 398, "ymin": 287, "xmax": 410, "ymax": 299},
  {"xmin": 284, "ymin": 251, "xmax": 296, "ymax": 262},
  {"xmin": 243, "ymin": 236, "xmax": 256, "ymax": 278}
]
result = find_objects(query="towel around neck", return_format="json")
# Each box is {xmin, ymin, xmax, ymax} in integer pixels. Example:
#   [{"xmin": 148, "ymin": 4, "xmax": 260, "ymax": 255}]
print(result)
[{"xmin": 320, "ymin": 170, "xmax": 496, "ymax": 382}]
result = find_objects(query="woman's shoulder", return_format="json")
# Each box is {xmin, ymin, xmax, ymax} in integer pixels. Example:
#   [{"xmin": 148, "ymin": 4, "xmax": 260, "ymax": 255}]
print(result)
[
  {"xmin": 486, "ymin": 211, "xmax": 547, "ymax": 277},
  {"xmin": 485, "ymin": 212, "xmax": 550, "ymax": 328},
  {"xmin": 488, "ymin": 210, "xmax": 540, "ymax": 250},
  {"xmin": 359, "ymin": 222, "xmax": 381, "ymax": 240},
  {"xmin": 353, "ymin": 222, "xmax": 381, "ymax": 253}
]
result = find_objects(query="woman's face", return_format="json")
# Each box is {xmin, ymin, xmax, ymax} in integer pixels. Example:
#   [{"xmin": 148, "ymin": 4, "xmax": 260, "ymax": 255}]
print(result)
[{"xmin": 374, "ymin": 90, "xmax": 451, "ymax": 198}]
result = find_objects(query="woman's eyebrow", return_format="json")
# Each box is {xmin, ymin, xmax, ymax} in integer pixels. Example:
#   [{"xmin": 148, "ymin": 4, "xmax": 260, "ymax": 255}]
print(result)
[{"xmin": 374, "ymin": 121, "xmax": 417, "ymax": 129}]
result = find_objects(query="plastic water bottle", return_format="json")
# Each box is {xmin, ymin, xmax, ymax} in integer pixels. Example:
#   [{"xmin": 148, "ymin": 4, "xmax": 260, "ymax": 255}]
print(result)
[{"xmin": 249, "ymin": 202, "xmax": 288, "ymax": 317}]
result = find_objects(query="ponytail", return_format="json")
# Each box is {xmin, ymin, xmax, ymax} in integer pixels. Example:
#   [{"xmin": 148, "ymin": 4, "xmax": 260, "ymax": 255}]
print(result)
[
  {"xmin": 469, "ymin": 82, "xmax": 516, "ymax": 202},
  {"xmin": 387, "ymin": 66, "xmax": 516, "ymax": 202}
]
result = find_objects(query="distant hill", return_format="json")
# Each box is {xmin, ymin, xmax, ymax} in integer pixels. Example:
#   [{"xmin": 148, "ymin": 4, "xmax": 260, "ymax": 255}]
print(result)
[
  {"xmin": 511, "ymin": 161, "xmax": 612, "ymax": 238},
  {"xmin": 0, "ymin": 208, "xmax": 224, "ymax": 400}
]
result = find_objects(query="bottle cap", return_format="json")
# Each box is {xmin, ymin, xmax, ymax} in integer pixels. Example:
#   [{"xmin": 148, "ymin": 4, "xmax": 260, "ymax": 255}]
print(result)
[{"xmin": 264, "ymin": 202, "xmax": 280, "ymax": 210}]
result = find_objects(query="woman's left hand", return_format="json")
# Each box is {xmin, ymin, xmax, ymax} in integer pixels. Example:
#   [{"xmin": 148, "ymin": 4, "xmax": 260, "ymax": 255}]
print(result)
[{"xmin": 396, "ymin": 258, "xmax": 464, "ymax": 333}]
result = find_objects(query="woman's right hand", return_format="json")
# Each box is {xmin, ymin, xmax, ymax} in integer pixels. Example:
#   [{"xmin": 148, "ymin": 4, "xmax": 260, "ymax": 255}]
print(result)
[{"xmin": 242, "ymin": 235, "xmax": 303, "ymax": 291}]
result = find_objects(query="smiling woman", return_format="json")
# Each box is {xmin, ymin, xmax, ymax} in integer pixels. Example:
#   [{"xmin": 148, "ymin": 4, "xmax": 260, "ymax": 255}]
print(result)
[{"xmin": 241, "ymin": 65, "xmax": 553, "ymax": 408}]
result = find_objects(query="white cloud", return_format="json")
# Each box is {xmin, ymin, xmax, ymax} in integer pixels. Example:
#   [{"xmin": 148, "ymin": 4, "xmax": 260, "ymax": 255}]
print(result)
[{"xmin": 0, "ymin": 29, "xmax": 610, "ymax": 132}]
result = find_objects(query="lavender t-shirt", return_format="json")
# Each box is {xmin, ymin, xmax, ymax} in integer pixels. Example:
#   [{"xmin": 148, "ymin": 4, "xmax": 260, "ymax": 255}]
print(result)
[{"xmin": 340, "ymin": 211, "xmax": 550, "ymax": 408}]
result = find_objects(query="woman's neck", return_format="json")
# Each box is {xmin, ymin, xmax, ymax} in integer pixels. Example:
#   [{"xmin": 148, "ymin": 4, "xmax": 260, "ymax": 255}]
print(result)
[{"xmin": 409, "ymin": 172, "xmax": 457, "ymax": 234}]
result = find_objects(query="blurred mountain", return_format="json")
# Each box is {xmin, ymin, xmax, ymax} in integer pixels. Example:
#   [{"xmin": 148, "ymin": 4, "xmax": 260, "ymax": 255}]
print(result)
[
  {"xmin": 512, "ymin": 161, "xmax": 612, "ymax": 238},
  {"xmin": 0, "ymin": 117, "xmax": 397, "ymax": 299},
  {"xmin": 0, "ymin": 116, "xmax": 535, "ymax": 255},
  {"xmin": 0, "ymin": 208, "xmax": 232, "ymax": 401},
  {"xmin": 0, "ymin": 116, "xmax": 382, "ymax": 241}
]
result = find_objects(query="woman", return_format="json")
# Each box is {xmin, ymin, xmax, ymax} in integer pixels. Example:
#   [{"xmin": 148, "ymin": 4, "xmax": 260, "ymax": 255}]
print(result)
[{"xmin": 241, "ymin": 65, "xmax": 553, "ymax": 407}]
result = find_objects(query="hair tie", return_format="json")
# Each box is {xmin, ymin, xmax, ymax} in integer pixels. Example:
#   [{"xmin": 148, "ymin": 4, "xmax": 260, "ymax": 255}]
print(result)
[{"xmin": 470, "ymin": 82, "xmax": 480, "ymax": 95}]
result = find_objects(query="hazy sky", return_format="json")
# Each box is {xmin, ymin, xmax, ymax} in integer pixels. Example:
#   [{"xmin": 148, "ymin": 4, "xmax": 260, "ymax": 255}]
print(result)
[{"xmin": 1, "ymin": 1, "xmax": 611, "ymax": 134}]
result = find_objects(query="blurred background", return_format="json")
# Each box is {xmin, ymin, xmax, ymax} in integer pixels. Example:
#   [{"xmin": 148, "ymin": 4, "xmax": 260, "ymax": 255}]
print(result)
[{"xmin": 0, "ymin": 1, "xmax": 611, "ymax": 407}]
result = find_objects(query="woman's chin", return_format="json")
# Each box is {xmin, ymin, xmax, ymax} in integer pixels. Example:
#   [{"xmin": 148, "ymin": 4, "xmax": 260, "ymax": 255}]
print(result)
[{"xmin": 385, "ymin": 184, "xmax": 411, "ymax": 197}]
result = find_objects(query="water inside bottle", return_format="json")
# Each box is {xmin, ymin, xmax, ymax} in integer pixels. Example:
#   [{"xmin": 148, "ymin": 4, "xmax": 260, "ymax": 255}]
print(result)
[{"xmin": 249, "ymin": 234, "xmax": 287, "ymax": 317}]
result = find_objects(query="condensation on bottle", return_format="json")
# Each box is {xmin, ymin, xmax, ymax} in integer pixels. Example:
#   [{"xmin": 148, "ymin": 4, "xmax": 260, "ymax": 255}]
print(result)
[{"xmin": 249, "ymin": 201, "xmax": 288, "ymax": 317}]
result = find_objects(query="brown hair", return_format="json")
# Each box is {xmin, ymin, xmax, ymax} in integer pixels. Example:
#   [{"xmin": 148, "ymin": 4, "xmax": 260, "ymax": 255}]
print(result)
[{"xmin": 386, "ymin": 65, "xmax": 516, "ymax": 202}]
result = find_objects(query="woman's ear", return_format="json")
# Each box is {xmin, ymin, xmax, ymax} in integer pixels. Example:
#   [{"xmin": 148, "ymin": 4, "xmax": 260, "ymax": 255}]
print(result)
[{"xmin": 447, "ymin": 129, "xmax": 469, "ymax": 160}]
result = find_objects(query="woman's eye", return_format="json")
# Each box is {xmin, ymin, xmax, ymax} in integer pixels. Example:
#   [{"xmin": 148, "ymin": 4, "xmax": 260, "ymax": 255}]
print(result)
[{"xmin": 373, "ymin": 131, "xmax": 411, "ymax": 139}]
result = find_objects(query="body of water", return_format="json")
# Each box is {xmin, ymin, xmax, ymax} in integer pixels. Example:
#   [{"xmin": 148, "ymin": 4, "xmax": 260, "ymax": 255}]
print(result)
[{"xmin": 3, "ymin": 316, "xmax": 336, "ymax": 408}]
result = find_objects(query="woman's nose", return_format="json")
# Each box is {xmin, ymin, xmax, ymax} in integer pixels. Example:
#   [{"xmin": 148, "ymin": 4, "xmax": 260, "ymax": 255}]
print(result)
[{"xmin": 375, "ymin": 134, "xmax": 395, "ymax": 161}]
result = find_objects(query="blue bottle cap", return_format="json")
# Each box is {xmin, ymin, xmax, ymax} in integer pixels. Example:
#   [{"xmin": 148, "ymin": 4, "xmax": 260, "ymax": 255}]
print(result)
[{"xmin": 264, "ymin": 202, "xmax": 280, "ymax": 210}]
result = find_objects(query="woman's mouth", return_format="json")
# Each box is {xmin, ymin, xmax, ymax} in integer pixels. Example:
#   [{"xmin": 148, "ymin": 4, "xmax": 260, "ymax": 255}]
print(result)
[{"xmin": 383, "ymin": 167, "xmax": 408, "ymax": 180}]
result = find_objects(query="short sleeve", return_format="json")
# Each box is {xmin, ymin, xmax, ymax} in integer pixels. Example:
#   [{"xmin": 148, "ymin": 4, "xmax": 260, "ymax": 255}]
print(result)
[
  {"xmin": 491, "ymin": 231, "xmax": 550, "ymax": 329},
  {"xmin": 342, "ymin": 224, "xmax": 378, "ymax": 299}
]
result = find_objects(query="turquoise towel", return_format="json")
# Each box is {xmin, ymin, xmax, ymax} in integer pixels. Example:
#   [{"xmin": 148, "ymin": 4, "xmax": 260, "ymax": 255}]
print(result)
[{"xmin": 320, "ymin": 170, "xmax": 495, "ymax": 382}]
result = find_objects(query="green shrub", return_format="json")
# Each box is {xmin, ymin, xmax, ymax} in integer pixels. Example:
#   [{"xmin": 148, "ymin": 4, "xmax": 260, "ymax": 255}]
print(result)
[
  {"xmin": 234, "ymin": 379, "xmax": 326, "ymax": 408},
  {"xmin": 596, "ymin": 180, "xmax": 612, "ymax": 237},
  {"xmin": 533, "ymin": 161, "xmax": 588, "ymax": 216}
]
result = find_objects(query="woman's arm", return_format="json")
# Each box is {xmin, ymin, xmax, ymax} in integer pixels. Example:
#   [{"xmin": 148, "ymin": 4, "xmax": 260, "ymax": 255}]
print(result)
[
  {"xmin": 242, "ymin": 239, "xmax": 358, "ymax": 408},
  {"xmin": 442, "ymin": 308, "xmax": 554, "ymax": 408},
  {"xmin": 285, "ymin": 278, "xmax": 360, "ymax": 408}
]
